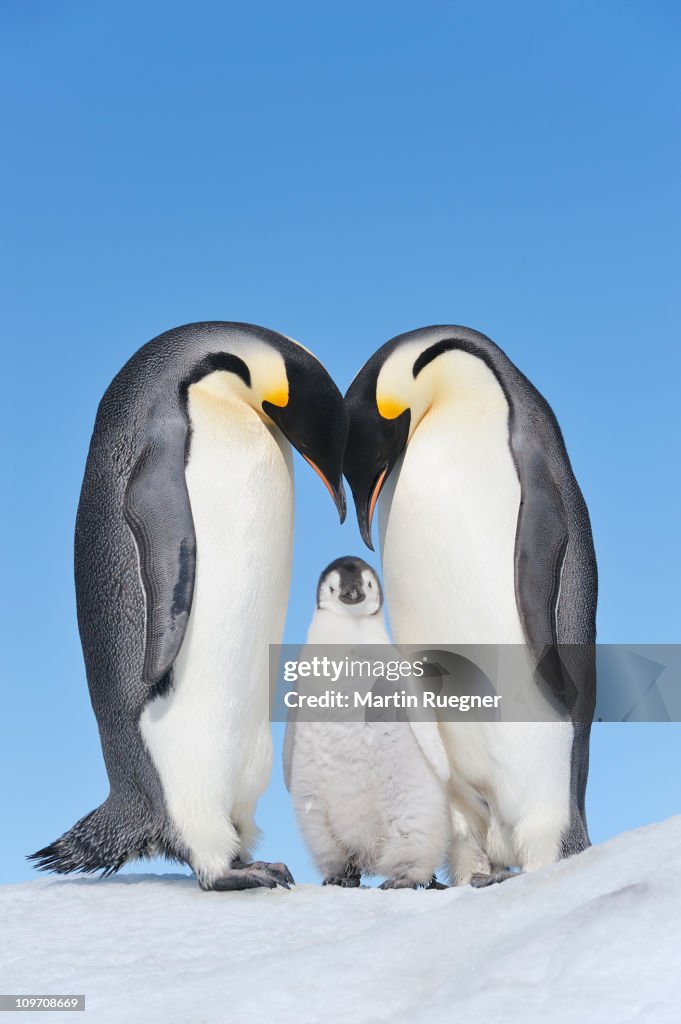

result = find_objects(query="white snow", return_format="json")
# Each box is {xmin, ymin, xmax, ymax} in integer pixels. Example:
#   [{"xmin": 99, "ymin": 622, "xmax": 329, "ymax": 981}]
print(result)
[{"xmin": 3, "ymin": 817, "xmax": 680, "ymax": 1024}]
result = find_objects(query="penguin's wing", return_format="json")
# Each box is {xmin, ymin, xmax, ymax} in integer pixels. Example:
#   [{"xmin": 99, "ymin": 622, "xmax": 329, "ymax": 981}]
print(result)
[
  {"xmin": 407, "ymin": 721, "xmax": 450, "ymax": 782},
  {"xmin": 511, "ymin": 424, "xmax": 590, "ymax": 714},
  {"xmin": 512, "ymin": 438, "xmax": 569, "ymax": 657},
  {"xmin": 282, "ymin": 716, "xmax": 296, "ymax": 792},
  {"xmin": 399, "ymin": 657, "xmax": 450, "ymax": 782},
  {"xmin": 124, "ymin": 417, "xmax": 196, "ymax": 686},
  {"xmin": 350, "ymin": 641, "xmax": 451, "ymax": 782}
]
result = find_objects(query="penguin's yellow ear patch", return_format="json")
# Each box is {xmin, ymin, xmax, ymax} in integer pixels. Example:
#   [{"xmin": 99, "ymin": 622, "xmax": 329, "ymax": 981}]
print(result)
[
  {"xmin": 264, "ymin": 385, "xmax": 289, "ymax": 407},
  {"xmin": 377, "ymin": 395, "xmax": 406, "ymax": 419}
]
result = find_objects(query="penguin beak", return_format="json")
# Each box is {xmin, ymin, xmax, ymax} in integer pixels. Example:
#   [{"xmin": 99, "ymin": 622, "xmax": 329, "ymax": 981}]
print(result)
[
  {"xmin": 344, "ymin": 373, "xmax": 411, "ymax": 550},
  {"xmin": 263, "ymin": 354, "xmax": 348, "ymax": 522}
]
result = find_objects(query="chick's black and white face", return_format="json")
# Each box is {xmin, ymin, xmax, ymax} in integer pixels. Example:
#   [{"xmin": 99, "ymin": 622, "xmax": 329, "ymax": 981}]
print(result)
[{"xmin": 316, "ymin": 556, "xmax": 382, "ymax": 617}]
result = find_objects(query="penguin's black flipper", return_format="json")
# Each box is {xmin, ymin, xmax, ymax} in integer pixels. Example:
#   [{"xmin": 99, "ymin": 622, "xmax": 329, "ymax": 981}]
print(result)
[
  {"xmin": 510, "ymin": 425, "xmax": 579, "ymax": 714},
  {"xmin": 282, "ymin": 716, "xmax": 296, "ymax": 792},
  {"xmin": 124, "ymin": 415, "xmax": 196, "ymax": 687},
  {"xmin": 512, "ymin": 438, "xmax": 568, "ymax": 659}
]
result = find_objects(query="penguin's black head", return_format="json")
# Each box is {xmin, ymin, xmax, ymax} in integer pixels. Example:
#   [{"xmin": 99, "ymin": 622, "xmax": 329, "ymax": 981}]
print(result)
[
  {"xmin": 316, "ymin": 555, "xmax": 383, "ymax": 616},
  {"xmin": 246, "ymin": 329, "xmax": 349, "ymax": 521},
  {"xmin": 343, "ymin": 339, "xmax": 412, "ymax": 549},
  {"xmin": 344, "ymin": 325, "xmax": 503, "ymax": 547},
  {"xmin": 181, "ymin": 324, "xmax": 349, "ymax": 520}
]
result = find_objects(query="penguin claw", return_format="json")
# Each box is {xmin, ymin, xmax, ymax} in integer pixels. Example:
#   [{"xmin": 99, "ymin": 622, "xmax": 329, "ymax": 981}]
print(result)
[
  {"xmin": 470, "ymin": 870, "xmax": 518, "ymax": 888},
  {"xmin": 247, "ymin": 861, "xmax": 295, "ymax": 888},
  {"xmin": 202, "ymin": 868, "xmax": 279, "ymax": 892},
  {"xmin": 232, "ymin": 859, "xmax": 295, "ymax": 888},
  {"xmin": 322, "ymin": 873, "xmax": 361, "ymax": 888},
  {"xmin": 380, "ymin": 875, "xmax": 447, "ymax": 890},
  {"xmin": 379, "ymin": 878, "xmax": 418, "ymax": 890}
]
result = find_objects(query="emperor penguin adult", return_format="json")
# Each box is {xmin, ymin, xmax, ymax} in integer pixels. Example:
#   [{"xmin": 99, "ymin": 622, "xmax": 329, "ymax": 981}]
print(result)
[
  {"xmin": 30, "ymin": 321, "xmax": 348, "ymax": 891},
  {"xmin": 343, "ymin": 325, "xmax": 597, "ymax": 886}
]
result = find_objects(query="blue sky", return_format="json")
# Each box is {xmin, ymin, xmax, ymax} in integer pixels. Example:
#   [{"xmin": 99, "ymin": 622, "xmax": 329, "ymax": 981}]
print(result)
[{"xmin": 1, "ymin": 1, "xmax": 679, "ymax": 884}]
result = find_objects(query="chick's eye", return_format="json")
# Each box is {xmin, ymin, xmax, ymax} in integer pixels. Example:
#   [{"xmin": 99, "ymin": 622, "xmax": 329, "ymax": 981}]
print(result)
[
  {"xmin": 368, "ymin": 581, "xmax": 373, "ymax": 588},
  {"xmin": 329, "ymin": 586, "xmax": 335, "ymax": 594}
]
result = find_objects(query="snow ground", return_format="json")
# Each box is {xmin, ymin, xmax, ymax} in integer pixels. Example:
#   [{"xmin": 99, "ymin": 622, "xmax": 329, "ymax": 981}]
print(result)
[{"xmin": 2, "ymin": 817, "xmax": 680, "ymax": 1024}]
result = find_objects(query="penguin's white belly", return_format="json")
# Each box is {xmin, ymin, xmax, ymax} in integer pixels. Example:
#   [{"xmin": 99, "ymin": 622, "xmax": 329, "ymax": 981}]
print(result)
[
  {"xmin": 290, "ymin": 719, "xmax": 450, "ymax": 880},
  {"xmin": 291, "ymin": 617, "xmax": 391, "ymax": 863},
  {"xmin": 140, "ymin": 387, "xmax": 293, "ymax": 877},
  {"xmin": 291, "ymin": 722, "xmax": 378, "ymax": 859},
  {"xmin": 379, "ymin": 399, "xmax": 525, "ymax": 646},
  {"xmin": 378, "ymin": 375, "xmax": 571, "ymax": 865}
]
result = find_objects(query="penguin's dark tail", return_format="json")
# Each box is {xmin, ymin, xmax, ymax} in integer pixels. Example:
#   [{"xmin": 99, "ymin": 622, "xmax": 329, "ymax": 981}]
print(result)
[{"xmin": 28, "ymin": 796, "xmax": 158, "ymax": 877}]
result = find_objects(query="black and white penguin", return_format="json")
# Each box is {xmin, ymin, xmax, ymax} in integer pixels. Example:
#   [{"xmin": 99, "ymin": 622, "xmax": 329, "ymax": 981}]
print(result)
[
  {"xmin": 30, "ymin": 321, "xmax": 348, "ymax": 891},
  {"xmin": 283, "ymin": 557, "xmax": 451, "ymax": 889},
  {"xmin": 343, "ymin": 325, "xmax": 597, "ymax": 885}
]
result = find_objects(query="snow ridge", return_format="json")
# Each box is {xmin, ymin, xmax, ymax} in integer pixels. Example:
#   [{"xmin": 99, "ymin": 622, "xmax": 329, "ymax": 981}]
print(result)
[{"xmin": 3, "ymin": 817, "xmax": 680, "ymax": 1023}]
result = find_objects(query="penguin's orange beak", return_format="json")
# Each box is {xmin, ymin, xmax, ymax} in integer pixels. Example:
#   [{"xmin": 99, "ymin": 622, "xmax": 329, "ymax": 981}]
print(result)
[{"xmin": 367, "ymin": 467, "xmax": 388, "ymax": 533}]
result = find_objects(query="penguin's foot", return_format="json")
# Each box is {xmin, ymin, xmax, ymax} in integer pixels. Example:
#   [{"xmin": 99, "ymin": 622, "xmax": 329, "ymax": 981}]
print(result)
[
  {"xmin": 322, "ymin": 872, "xmax": 361, "ymax": 888},
  {"xmin": 470, "ymin": 870, "xmax": 518, "ymax": 888},
  {"xmin": 202, "ymin": 860, "xmax": 294, "ymax": 891},
  {"xmin": 232, "ymin": 858, "xmax": 295, "ymax": 888},
  {"xmin": 380, "ymin": 875, "xmax": 448, "ymax": 890},
  {"xmin": 201, "ymin": 868, "xmax": 279, "ymax": 891}
]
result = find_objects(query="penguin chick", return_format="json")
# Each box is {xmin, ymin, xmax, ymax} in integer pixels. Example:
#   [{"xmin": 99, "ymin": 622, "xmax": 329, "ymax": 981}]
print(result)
[
  {"xmin": 283, "ymin": 557, "xmax": 451, "ymax": 889},
  {"xmin": 307, "ymin": 556, "xmax": 387, "ymax": 642}
]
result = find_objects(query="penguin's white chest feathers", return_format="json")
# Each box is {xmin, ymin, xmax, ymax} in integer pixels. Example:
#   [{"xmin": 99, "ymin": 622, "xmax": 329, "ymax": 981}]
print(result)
[
  {"xmin": 305, "ymin": 609, "xmax": 390, "ymax": 645},
  {"xmin": 376, "ymin": 354, "xmax": 572, "ymax": 863},
  {"xmin": 140, "ymin": 382, "xmax": 294, "ymax": 862},
  {"xmin": 379, "ymin": 356, "xmax": 525, "ymax": 646}
]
